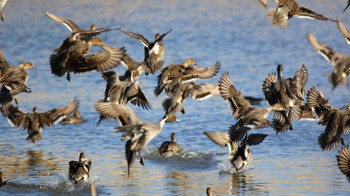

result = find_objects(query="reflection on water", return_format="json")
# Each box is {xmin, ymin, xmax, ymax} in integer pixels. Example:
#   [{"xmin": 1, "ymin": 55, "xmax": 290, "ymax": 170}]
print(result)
[{"xmin": 0, "ymin": 0, "xmax": 350, "ymax": 195}]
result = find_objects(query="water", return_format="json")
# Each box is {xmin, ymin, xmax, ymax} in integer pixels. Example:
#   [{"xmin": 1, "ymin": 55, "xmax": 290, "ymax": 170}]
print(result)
[{"xmin": 0, "ymin": 0, "xmax": 349, "ymax": 195}]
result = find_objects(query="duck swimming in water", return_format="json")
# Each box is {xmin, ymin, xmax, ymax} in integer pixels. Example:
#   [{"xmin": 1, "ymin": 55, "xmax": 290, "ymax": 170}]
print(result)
[
  {"xmin": 69, "ymin": 153, "xmax": 92, "ymax": 184},
  {"xmin": 159, "ymin": 133, "xmax": 180, "ymax": 158}
]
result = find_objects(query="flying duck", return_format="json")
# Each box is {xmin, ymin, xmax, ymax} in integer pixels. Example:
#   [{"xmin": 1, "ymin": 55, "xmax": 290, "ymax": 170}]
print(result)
[
  {"xmin": 267, "ymin": 0, "xmax": 336, "ymax": 28},
  {"xmin": 116, "ymin": 115, "xmax": 168, "ymax": 175},
  {"xmin": 155, "ymin": 58, "xmax": 221, "ymax": 96},
  {"xmin": 95, "ymin": 102, "xmax": 142, "ymax": 126},
  {"xmin": 118, "ymin": 28, "xmax": 172, "ymax": 74},
  {"xmin": 262, "ymin": 64, "xmax": 308, "ymax": 133},
  {"xmin": 307, "ymin": 86, "xmax": 350, "ymax": 151},
  {"xmin": 219, "ymin": 72, "xmax": 282, "ymax": 138},
  {"xmin": 203, "ymin": 131, "xmax": 267, "ymax": 171},
  {"xmin": 307, "ymin": 32, "xmax": 350, "ymax": 90},
  {"xmin": 1, "ymin": 98, "xmax": 79, "ymax": 143},
  {"xmin": 60, "ymin": 111, "xmax": 84, "ymax": 124}
]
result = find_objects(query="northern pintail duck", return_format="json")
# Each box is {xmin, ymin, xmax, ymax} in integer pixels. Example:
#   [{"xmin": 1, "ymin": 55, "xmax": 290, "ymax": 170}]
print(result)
[
  {"xmin": 307, "ymin": 32, "xmax": 350, "ymax": 89},
  {"xmin": 159, "ymin": 133, "xmax": 180, "ymax": 158},
  {"xmin": 69, "ymin": 152, "xmax": 92, "ymax": 184},
  {"xmin": 95, "ymin": 102, "xmax": 142, "ymax": 126},
  {"xmin": 0, "ymin": 52, "xmax": 33, "ymax": 105},
  {"xmin": 219, "ymin": 72, "xmax": 279, "ymax": 138},
  {"xmin": 116, "ymin": 115, "xmax": 168, "ymax": 175},
  {"xmin": 61, "ymin": 111, "xmax": 84, "ymax": 124},
  {"xmin": 0, "ymin": 171, "xmax": 9, "ymax": 187},
  {"xmin": 155, "ymin": 58, "xmax": 221, "ymax": 96},
  {"xmin": 162, "ymin": 82, "xmax": 221, "ymax": 115},
  {"xmin": 119, "ymin": 29, "xmax": 172, "ymax": 74},
  {"xmin": 101, "ymin": 71, "xmax": 151, "ymax": 109},
  {"xmin": 337, "ymin": 138, "xmax": 350, "ymax": 182},
  {"xmin": 120, "ymin": 53, "xmax": 148, "ymax": 81},
  {"xmin": 0, "ymin": 0, "xmax": 7, "ymax": 22},
  {"xmin": 45, "ymin": 12, "xmax": 125, "ymax": 81},
  {"xmin": 49, "ymin": 37, "xmax": 125, "ymax": 81},
  {"xmin": 0, "ymin": 82, "xmax": 32, "ymax": 105},
  {"xmin": 44, "ymin": 12, "xmax": 114, "ymax": 43},
  {"xmin": 267, "ymin": 0, "xmax": 336, "ymax": 28},
  {"xmin": 262, "ymin": 64, "xmax": 308, "ymax": 133},
  {"xmin": 307, "ymin": 86, "xmax": 350, "ymax": 151},
  {"xmin": 203, "ymin": 131, "xmax": 267, "ymax": 171},
  {"xmin": 1, "ymin": 98, "xmax": 79, "ymax": 143}
]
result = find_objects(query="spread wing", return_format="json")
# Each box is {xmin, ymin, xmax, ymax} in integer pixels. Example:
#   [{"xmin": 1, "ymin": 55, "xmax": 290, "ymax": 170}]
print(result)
[
  {"xmin": 203, "ymin": 131, "xmax": 230, "ymax": 147},
  {"xmin": 337, "ymin": 20, "xmax": 350, "ymax": 45},
  {"xmin": 74, "ymin": 45, "xmax": 125, "ymax": 73},
  {"xmin": 118, "ymin": 29, "xmax": 150, "ymax": 47},
  {"xmin": 1, "ymin": 104, "xmax": 27, "ymax": 128},
  {"xmin": 218, "ymin": 72, "xmax": 252, "ymax": 119},
  {"xmin": 182, "ymin": 61, "xmax": 221, "ymax": 81},
  {"xmin": 41, "ymin": 98, "xmax": 79, "ymax": 126},
  {"xmin": 95, "ymin": 102, "xmax": 142, "ymax": 125},
  {"xmin": 127, "ymin": 82, "xmax": 152, "ymax": 110}
]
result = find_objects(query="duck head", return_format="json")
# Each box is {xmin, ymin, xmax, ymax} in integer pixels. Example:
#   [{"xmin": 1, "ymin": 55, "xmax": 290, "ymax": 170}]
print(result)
[
  {"xmin": 171, "ymin": 133, "xmax": 176, "ymax": 142},
  {"xmin": 89, "ymin": 37, "xmax": 104, "ymax": 47},
  {"xmin": 32, "ymin": 107, "xmax": 38, "ymax": 113},
  {"xmin": 277, "ymin": 64, "xmax": 283, "ymax": 78},
  {"xmin": 181, "ymin": 58, "xmax": 196, "ymax": 67},
  {"xmin": 18, "ymin": 62, "xmax": 33, "ymax": 69}
]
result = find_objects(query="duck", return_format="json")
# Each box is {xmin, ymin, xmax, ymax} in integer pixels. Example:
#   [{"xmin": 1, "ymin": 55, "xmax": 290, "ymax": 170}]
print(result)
[
  {"xmin": 118, "ymin": 28, "xmax": 172, "ymax": 74},
  {"xmin": 203, "ymin": 131, "xmax": 267, "ymax": 171},
  {"xmin": 337, "ymin": 138, "xmax": 350, "ymax": 182},
  {"xmin": 307, "ymin": 86, "xmax": 350, "ymax": 151},
  {"xmin": 162, "ymin": 82, "xmax": 221, "ymax": 115},
  {"xmin": 60, "ymin": 111, "xmax": 84, "ymax": 124},
  {"xmin": 95, "ymin": 102, "xmax": 142, "ymax": 126},
  {"xmin": 0, "ymin": 61, "xmax": 33, "ymax": 84},
  {"xmin": 120, "ymin": 53, "xmax": 148, "ymax": 81},
  {"xmin": 267, "ymin": 0, "xmax": 336, "ymax": 28},
  {"xmin": 0, "ymin": 82, "xmax": 32, "ymax": 105},
  {"xmin": 45, "ymin": 12, "xmax": 125, "ymax": 81},
  {"xmin": 1, "ymin": 98, "xmax": 79, "ymax": 143},
  {"xmin": 306, "ymin": 32, "xmax": 350, "ymax": 90},
  {"xmin": 69, "ymin": 152, "xmax": 92, "ymax": 184},
  {"xmin": 159, "ymin": 133, "xmax": 180, "ymax": 158},
  {"xmin": 101, "ymin": 71, "xmax": 151, "ymax": 109},
  {"xmin": 219, "ymin": 72, "xmax": 281, "ymax": 139},
  {"xmin": 44, "ymin": 11, "xmax": 114, "ymax": 43},
  {"xmin": 155, "ymin": 58, "xmax": 221, "ymax": 96},
  {"xmin": 262, "ymin": 64, "xmax": 308, "ymax": 133},
  {"xmin": 0, "ymin": 0, "xmax": 7, "ymax": 22},
  {"xmin": 0, "ymin": 171, "xmax": 9, "ymax": 187},
  {"xmin": 116, "ymin": 115, "xmax": 168, "ymax": 175},
  {"xmin": 49, "ymin": 37, "xmax": 126, "ymax": 81}
]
